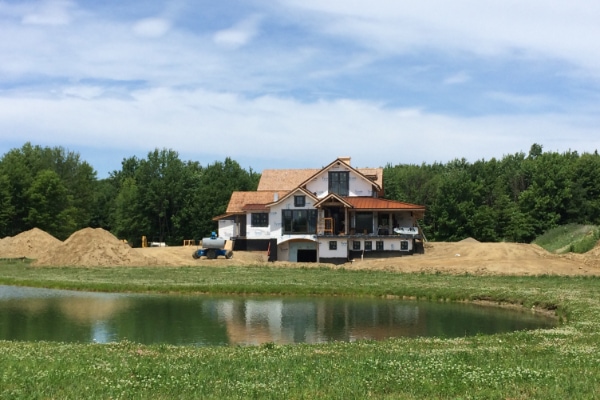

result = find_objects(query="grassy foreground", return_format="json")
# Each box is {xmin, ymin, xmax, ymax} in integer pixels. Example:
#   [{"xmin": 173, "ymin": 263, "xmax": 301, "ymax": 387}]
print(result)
[{"xmin": 1, "ymin": 262, "xmax": 599, "ymax": 399}]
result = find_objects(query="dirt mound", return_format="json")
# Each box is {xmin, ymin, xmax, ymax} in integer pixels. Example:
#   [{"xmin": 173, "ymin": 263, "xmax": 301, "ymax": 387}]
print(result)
[
  {"xmin": 459, "ymin": 237, "xmax": 480, "ymax": 243},
  {"xmin": 583, "ymin": 239, "xmax": 600, "ymax": 257},
  {"xmin": 0, "ymin": 228, "xmax": 62, "ymax": 259},
  {"xmin": 34, "ymin": 228, "xmax": 161, "ymax": 267}
]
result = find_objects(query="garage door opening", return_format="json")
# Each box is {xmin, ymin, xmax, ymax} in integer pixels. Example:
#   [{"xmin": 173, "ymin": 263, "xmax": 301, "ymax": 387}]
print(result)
[{"xmin": 297, "ymin": 249, "xmax": 317, "ymax": 262}]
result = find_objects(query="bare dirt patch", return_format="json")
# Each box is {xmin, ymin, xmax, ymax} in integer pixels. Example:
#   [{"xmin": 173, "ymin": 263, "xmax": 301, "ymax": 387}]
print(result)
[
  {"xmin": 33, "ymin": 228, "xmax": 161, "ymax": 267},
  {"xmin": 1, "ymin": 227, "xmax": 599, "ymax": 275},
  {"xmin": 0, "ymin": 228, "xmax": 61, "ymax": 259}
]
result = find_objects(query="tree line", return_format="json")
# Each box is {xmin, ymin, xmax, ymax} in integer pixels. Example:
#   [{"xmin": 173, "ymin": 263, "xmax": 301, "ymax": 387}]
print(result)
[
  {"xmin": 2, "ymin": 142, "xmax": 599, "ymax": 245},
  {"xmin": 384, "ymin": 143, "xmax": 600, "ymax": 242},
  {"xmin": 0, "ymin": 143, "xmax": 259, "ymax": 245}
]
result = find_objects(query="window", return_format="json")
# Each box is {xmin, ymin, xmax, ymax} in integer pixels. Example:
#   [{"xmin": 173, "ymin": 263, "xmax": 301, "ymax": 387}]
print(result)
[
  {"xmin": 355, "ymin": 212, "xmax": 374, "ymax": 234},
  {"xmin": 282, "ymin": 209, "xmax": 318, "ymax": 234},
  {"xmin": 353, "ymin": 241, "xmax": 361, "ymax": 250},
  {"xmin": 329, "ymin": 171, "xmax": 349, "ymax": 196},
  {"xmin": 251, "ymin": 213, "xmax": 269, "ymax": 227},
  {"xmin": 364, "ymin": 241, "xmax": 372, "ymax": 251},
  {"xmin": 401, "ymin": 240, "xmax": 409, "ymax": 251},
  {"xmin": 376, "ymin": 241, "xmax": 384, "ymax": 251},
  {"xmin": 294, "ymin": 195, "xmax": 306, "ymax": 207},
  {"xmin": 329, "ymin": 241, "xmax": 337, "ymax": 250}
]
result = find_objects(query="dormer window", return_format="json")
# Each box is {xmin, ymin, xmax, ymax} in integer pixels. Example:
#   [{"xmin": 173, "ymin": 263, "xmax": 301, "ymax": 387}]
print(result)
[
  {"xmin": 329, "ymin": 171, "xmax": 349, "ymax": 196},
  {"xmin": 294, "ymin": 195, "xmax": 306, "ymax": 207}
]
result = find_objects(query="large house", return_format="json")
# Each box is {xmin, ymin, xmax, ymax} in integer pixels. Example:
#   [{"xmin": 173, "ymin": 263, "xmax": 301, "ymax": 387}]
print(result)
[{"xmin": 214, "ymin": 157, "xmax": 426, "ymax": 264}]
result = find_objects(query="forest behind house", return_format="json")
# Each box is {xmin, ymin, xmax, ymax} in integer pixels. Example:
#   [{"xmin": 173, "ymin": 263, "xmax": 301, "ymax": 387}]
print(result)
[{"xmin": 1, "ymin": 142, "xmax": 599, "ymax": 247}]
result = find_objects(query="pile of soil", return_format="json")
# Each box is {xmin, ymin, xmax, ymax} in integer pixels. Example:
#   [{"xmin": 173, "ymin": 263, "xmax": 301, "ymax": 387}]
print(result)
[
  {"xmin": 339, "ymin": 241, "xmax": 589, "ymax": 276},
  {"xmin": 3, "ymin": 226, "xmax": 599, "ymax": 275},
  {"xmin": 34, "ymin": 228, "xmax": 161, "ymax": 267},
  {"xmin": 0, "ymin": 228, "xmax": 62, "ymax": 259}
]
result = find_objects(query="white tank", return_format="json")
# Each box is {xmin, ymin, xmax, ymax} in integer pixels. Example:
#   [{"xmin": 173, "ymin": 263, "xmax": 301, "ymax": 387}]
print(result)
[{"xmin": 202, "ymin": 237, "xmax": 226, "ymax": 249}]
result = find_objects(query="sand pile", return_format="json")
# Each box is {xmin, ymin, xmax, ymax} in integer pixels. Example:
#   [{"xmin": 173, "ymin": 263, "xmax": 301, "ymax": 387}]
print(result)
[
  {"xmin": 458, "ymin": 237, "xmax": 480, "ymax": 243},
  {"xmin": 34, "ymin": 227, "xmax": 161, "ymax": 267},
  {"xmin": 0, "ymin": 228, "xmax": 62, "ymax": 259}
]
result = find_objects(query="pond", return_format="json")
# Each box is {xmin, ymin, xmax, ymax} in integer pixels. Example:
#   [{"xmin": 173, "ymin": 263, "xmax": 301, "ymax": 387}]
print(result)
[{"xmin": 0, "ymin": 285, "xmax": 556, "ymax": 346}]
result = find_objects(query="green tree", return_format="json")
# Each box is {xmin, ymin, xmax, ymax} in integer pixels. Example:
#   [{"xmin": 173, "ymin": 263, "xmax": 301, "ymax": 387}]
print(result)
[
  {"xmin": 105, "ymin": 151, "xmax": 260, "ymax": 246},
  {"xmin": 427, "ymin": 161, "xmax": 478, "ymax": 241},
  {"xmin": 112, "ymin": 177, "xmax": 148, "ymax": 246},
  {"xmin": 0, "ymin": 175, "xmax": 15, "ymax": 236},
  {"xmin": 194, "ymin": 158, "xmax": 260, "ymax": 237},
  {"xmin": 517, "ymin": 151, "xmax": 574, "ymax": 236},
  {"xmin": 568, "ymin": 152, "xmax": 600, "ymax": 224},
  {"xmin": 24, "ymin": 170, "xmax": 77, "ymax": 239},
  {"xmin": 0, "ymin": 142, "xmax": 97, "ymax": 238}
]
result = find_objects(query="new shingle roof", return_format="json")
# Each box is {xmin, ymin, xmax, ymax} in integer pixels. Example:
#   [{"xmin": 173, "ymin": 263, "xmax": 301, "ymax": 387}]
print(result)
[
  {"xmin": 257, "ymin": 167, "xmax": 383, "ymax": 191},
  {"xmin": 257, "ymin": 169, "xmax": 320, "ymax": 191},
  {"xmin": 225, "ymin": 191, "xmax": 282, "ymax": 213}
]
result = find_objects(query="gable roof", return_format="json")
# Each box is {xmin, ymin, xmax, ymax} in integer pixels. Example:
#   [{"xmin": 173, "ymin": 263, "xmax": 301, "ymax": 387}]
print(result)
[
  {"xmin": 296, "ymin": 158, "xmax": 383, "ymax": 192},
  {"xmin": 268, "ymin": 187, "xmax": 318, "ymax": 207},
  {"xmin": 314, "ymin": 193, "xmax": 354, "ymax": 208},
  {"xmin": 257, "ymin": 160, "xmax": 383, "ymax": 192},
  {"xmin": 215, "ymin": 158, "xmax": 422, "ymax": 221}
]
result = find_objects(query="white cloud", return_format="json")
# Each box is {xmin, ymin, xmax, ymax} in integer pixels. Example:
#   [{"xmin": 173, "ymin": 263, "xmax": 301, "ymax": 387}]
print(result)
[
  {"xmin": 132, "ymin": 18, "xmax": 171, "ymax": 38},
  {"xmin": 0, "ymin": 87, "xmax": 598, "ymax": 174},
  {"xmin": 213, "ymin": 15, "xmax": 262, "ymax": 48},
  {"xmin": 21, "ymin": 0, "xmax": 74, "ymax": 26},
  {"xmin": 62, "ymin": 85, "xmax": 105, "ymax": 100},
  {"xmin": 443, "ymin": 72, "xmax": 470, "ymax": 85},
  {"xmin": 276, "ymin": 0, "xmax": 600, "ymax": 75},
  {"xmin": 2, "ymin": 1, "xmax": 600, "ymax": 176},
  {"xmin": 486, "ymin": 92, "xmax": 554, "ymax": 110}
]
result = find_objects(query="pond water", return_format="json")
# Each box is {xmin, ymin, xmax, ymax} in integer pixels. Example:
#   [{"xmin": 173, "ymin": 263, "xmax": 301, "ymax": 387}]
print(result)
[{"xmin": 0, "ymin": 285, "xmax": 556, "ymax": 346}]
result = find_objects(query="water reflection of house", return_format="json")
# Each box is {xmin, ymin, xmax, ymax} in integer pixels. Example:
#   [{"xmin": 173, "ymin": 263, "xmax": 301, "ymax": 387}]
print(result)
[
  {"xmin": 213, "ymin": 298, "xmax": 428, "ymax": 345},
  {"xmin": 214, "ymin": 157, "xmax": 426, "ymax": 264}
]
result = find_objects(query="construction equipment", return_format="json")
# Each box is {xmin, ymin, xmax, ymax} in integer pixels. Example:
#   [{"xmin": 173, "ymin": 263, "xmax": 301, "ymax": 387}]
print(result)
[{"xmin": 192, "ymin": 232, "xmax": 233, "ymax": 260}]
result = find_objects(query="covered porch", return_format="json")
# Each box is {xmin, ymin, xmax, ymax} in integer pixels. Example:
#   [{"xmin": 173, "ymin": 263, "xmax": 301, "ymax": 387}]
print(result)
[{"xmin": 314, "ymin": 195, "xmax": 426, "ymax": 264}]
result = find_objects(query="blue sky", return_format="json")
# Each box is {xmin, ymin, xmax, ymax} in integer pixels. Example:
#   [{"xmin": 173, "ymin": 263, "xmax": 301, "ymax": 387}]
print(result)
[{"xmin": 1, "ymin": 0, "xmax": 599, "ymax": 178}]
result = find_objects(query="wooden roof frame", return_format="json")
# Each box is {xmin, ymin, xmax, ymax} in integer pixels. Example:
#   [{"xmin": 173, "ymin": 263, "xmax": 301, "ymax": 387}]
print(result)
[{"xmin": 313, "ymin": 193, "xmax": 354, "ymax": 208}]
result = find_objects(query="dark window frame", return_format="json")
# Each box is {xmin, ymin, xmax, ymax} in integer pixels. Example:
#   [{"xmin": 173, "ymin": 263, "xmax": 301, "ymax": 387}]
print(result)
[
  {"xmin": 329, "ymin": 241, "xmax": 337, "ymax": 250},
  {"xmin": 355, "ymin": 212, "xmax": 374, "ymax": 234},
  {"xmin": 294, "ymin": 195, "xmax": 306, "ymax": 207},
  {"xmin": 376, "ymin": 241, "xmax": 384, "ymax": 251},
  {"xmin": 251, "ymin": 212, "xmax": 269, "ymax": 227},
  {"xmin": 282, "ymin": 209, "xmax": 318, "ymax": 234},
  {"xmin": 352, "ymin": 241, "xmax": 361, "ymax": 250},
  {"xmin": 364, "ymin": 241, "xmax": 372, "ymax": 251},
  {"xmin": 329, "ymin": 171, "xmax": 349, "ymax": 196}
]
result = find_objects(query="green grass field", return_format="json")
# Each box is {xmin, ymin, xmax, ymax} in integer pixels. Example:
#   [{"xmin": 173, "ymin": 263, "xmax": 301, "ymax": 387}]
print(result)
[{"xmin": 1, "ymin": 262, "xmax": 599, "ymax": 399}]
